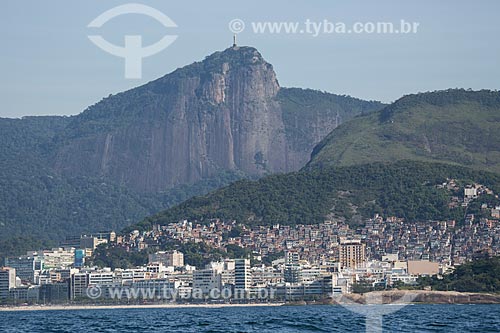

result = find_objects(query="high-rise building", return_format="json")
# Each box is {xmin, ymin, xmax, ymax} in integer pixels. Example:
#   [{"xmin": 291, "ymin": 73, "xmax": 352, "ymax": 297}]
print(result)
[
  {"xmin": 60, "ymin": 235, "xmax": 82, "ymax": 248},
  {"xmin": 91, "ymin": 231, "xmax": 116, "ymax": 243},
  {"xmin": 339, "ymin": 239, "xmax": 366, "ymax": 269},
  {"xmin": 40, "ymin": 281, "xmax": 70, "ymax": 303},
  {"xmin": 42, "ymin": 248, "xmax": 75, "ymax": 269},
  {"xmin": 88, "ymin": 272, "xmax": 114, "ymax": 285},
  {"xmin": 5, "ymin": 255, "xmax": 43, "ymax": 283},
  {"xmin": 284, "ymin": 251, "xmax": 302, "ymax": 283},
  {"xmin": 285, "ymin": 251, "xmax": 300, "ymax": 265},
  {"xmin": 0, "ymin": 267, "xmax": 16, "ymax": 299},
  {"xmin": 61, "ymin": 232, "xmax": 116, "ymax": 248},
  {"xmin": 234, "ymin": 259, "xmax": 251, "ymax": 293},
  {"xmin": 9, "ymin": 285, "xmax": 40, "ymax": 303},
  {"xmin": 80, "ymin": 236, "xmax": 107, "ymax": 250},
  {"xmin": 74, "ymin": 249, "xmax": 85, "ymax": 268},
  {"xmin": 70, "ymin": 272, "xmax": 89, "ymax": 300},
  {"xmin": 193, "ymin": 269, "xmax": 222, "ymax": 295},
  {"xmin": 148, "ymin": 250, "xmax": 184, "ymax": 267}
]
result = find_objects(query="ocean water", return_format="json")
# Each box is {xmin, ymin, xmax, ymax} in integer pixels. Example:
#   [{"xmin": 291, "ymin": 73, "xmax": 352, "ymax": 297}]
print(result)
[{"xmin": 1, "ymin": 304, "xmax": 499, "ymax": 332}]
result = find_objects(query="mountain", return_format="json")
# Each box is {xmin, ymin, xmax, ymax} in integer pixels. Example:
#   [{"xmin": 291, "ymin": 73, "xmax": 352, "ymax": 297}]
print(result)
[
  {"xmin": 51, "ymin": 46, "xmax": 383, "ymax": 192},
  {"xmin": 307, "ymin": 89, "xmax": 500, "ymax": 172},
  {"xmin": 0, "ymin": 115, "xmax": 193, "ymax": 251},
  {"xmin": 0, "ymin": 45, "xmax": 383, "ymax": 250},
  {"xmin": 130, "ymin": 160, "xmax": 500, "ymax": 231},
  {"xmin": 127, "ymin": 89, "xmax": 500, "ymax": 232}
]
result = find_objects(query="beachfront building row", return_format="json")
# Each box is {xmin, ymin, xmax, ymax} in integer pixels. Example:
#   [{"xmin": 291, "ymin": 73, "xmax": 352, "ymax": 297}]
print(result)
[{"xmin": 1, "ymin": 247, "xmax": 441, "ymax": 304}]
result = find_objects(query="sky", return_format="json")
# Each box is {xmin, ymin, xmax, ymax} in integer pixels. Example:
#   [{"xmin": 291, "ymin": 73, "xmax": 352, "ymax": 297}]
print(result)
[{"xmin": 1, "ymin": 0, "xmax": 499, "ymax": 118}]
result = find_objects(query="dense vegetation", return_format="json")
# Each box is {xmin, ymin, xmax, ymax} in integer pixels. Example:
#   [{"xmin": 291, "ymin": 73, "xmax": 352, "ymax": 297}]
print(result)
[
  {"xmin": 89, "ymin": 241, "xmax": 253, "ymax": 269},
  {"xmin": 0, "ymin": 237, "xmax": 56, "ymax": 266},
  {"xmin": 350, "ymin": 256, "xmax": 500, "ymax": 293},
  {"xmin": 0, "ymin": 114, "xmax": 244, "ymax": 258},
  {"xmin": 308, "ymin": 89, "xmax": 500, "ymax": 174},
  {"xmin": 278, "ymin": 88, "xmax": 384, "ymax": 150},
  {"xmin": 0, "ymin": 167, "xmax": 242, "ymax": 258},
  {"xmin": 2, "ymin": 82, "xmax": 500, "ymax": 266},
  {"xmin": 419, "ymin": 256, "xmax": 500, "ymax": 292},
  {"xmin": 90, "ymin": 244, "xmax": 150, "ymax": 270},
  {"xmin": 130, "ymin": 160, "xmax": 500, "ymax": 231},
  {"xmin": 0, "ymin": 46, "xmax": 383, "ymax": 259}
]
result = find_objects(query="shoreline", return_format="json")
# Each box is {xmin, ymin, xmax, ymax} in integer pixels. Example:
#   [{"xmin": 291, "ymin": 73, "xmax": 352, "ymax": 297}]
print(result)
[
  {"xmin": 0, "ymin": 302, "xmax": 284, "ymax": 312},
  {"xmin": 335, "ymin": 290, "xmax": 500, "ymax": 305},
  {"xmin": 2, "ymin": 290, "xmax": 500, "ymax": 312}
]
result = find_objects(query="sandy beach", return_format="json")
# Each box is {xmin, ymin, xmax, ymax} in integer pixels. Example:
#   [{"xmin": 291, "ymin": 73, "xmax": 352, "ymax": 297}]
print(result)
[
  {"xmin": 0, "ymin": 302, "xmax": 285, "ymax": 312},
  {"xmin": 3, "ymin": 290, "xmax": 500, "ymax": 312}
]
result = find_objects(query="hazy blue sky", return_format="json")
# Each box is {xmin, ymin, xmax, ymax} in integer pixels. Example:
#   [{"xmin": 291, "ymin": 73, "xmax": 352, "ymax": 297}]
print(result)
[{"xmin": 1, "ymin": 0, "xmax": 499, "ymax": 118}]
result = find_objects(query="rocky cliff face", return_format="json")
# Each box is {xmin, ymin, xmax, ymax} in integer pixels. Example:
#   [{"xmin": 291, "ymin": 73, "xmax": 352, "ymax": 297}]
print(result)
[
  {"xmin": 52, "ymin": 46, "xmax": 383, "ymax": 192},
  {"xmin": 339, "ymin": 290, "xmax": 500, "ymax": 304}
]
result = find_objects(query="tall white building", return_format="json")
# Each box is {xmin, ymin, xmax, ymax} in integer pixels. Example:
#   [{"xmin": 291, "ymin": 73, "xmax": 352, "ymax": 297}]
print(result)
[
  {"xmin": 284, "ymin": 251, "xmax": 302, "ymax": 283},
  {"xmin": 0, "ymin": 267, "xmax": 16, "ymax": 299},
  {"xmin": 88, "ymin": 271, "xmax": 114, "ymax": 285},
  {"xmin": 193, "ymin": 269, "xmax": 222, "ymax": 295},
  {"xmin": 42, "ymin": 248, "xmax": 75, "ymax": 269}
]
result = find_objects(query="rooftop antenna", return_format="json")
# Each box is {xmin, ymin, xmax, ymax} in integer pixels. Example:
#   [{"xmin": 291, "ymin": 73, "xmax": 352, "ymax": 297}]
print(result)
[{"xmin": 232, "ymin": 34, "xmax": 237, "ymax": 48}]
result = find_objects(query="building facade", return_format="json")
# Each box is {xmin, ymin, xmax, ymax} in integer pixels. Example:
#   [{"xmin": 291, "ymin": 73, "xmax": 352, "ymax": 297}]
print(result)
[
  {"xmin": 339, "ymin": 240, "xmax": 366, "ymax": 269},
  {"xmin": 234, "ymin": 259, "xmax": 251, "ymax": 293},
  {"xmin": 0, "ymin": 267, "xmax": 16, "ymax": 299},
  {"xmin": 148, "ymin": 250, "xmax": 184, "ymax": 267}
]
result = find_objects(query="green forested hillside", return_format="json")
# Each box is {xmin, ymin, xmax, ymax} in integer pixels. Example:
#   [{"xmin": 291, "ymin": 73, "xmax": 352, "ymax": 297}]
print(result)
[
  {"xmin": 3, "ymin": 85, "xmax": 499, "ymax": 261},
  {"xmin": 131, "ymin": 161, "xmax": 500, "ymax": 231},
  {"xmin": 278, "ymin": 88, "xmax": 384, "ymax": 150},
  {"xmin": 420, "ymin": 256, "xmax": 500, "ymax": 292},
  {"xmin": 308, "ymin": 89, "xmax": 500, "ymax": 173},
  {"xmin": 0, "ymin": 114, "xmax": 244, "ymax": 256},
  {"xmin": 0, "ymin": 169, "xmax": 242, "ymax": 259},
  {"xmin": 0, "ymin": 89, "xmax": 380, "ymax": 253},
  {"xmin": 2, "ymin": 85, "xmax": 373, "ymax": 254},
  {"xmin": 0, "ymin": 46, "xmax": 385, "ymax": 257}
]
